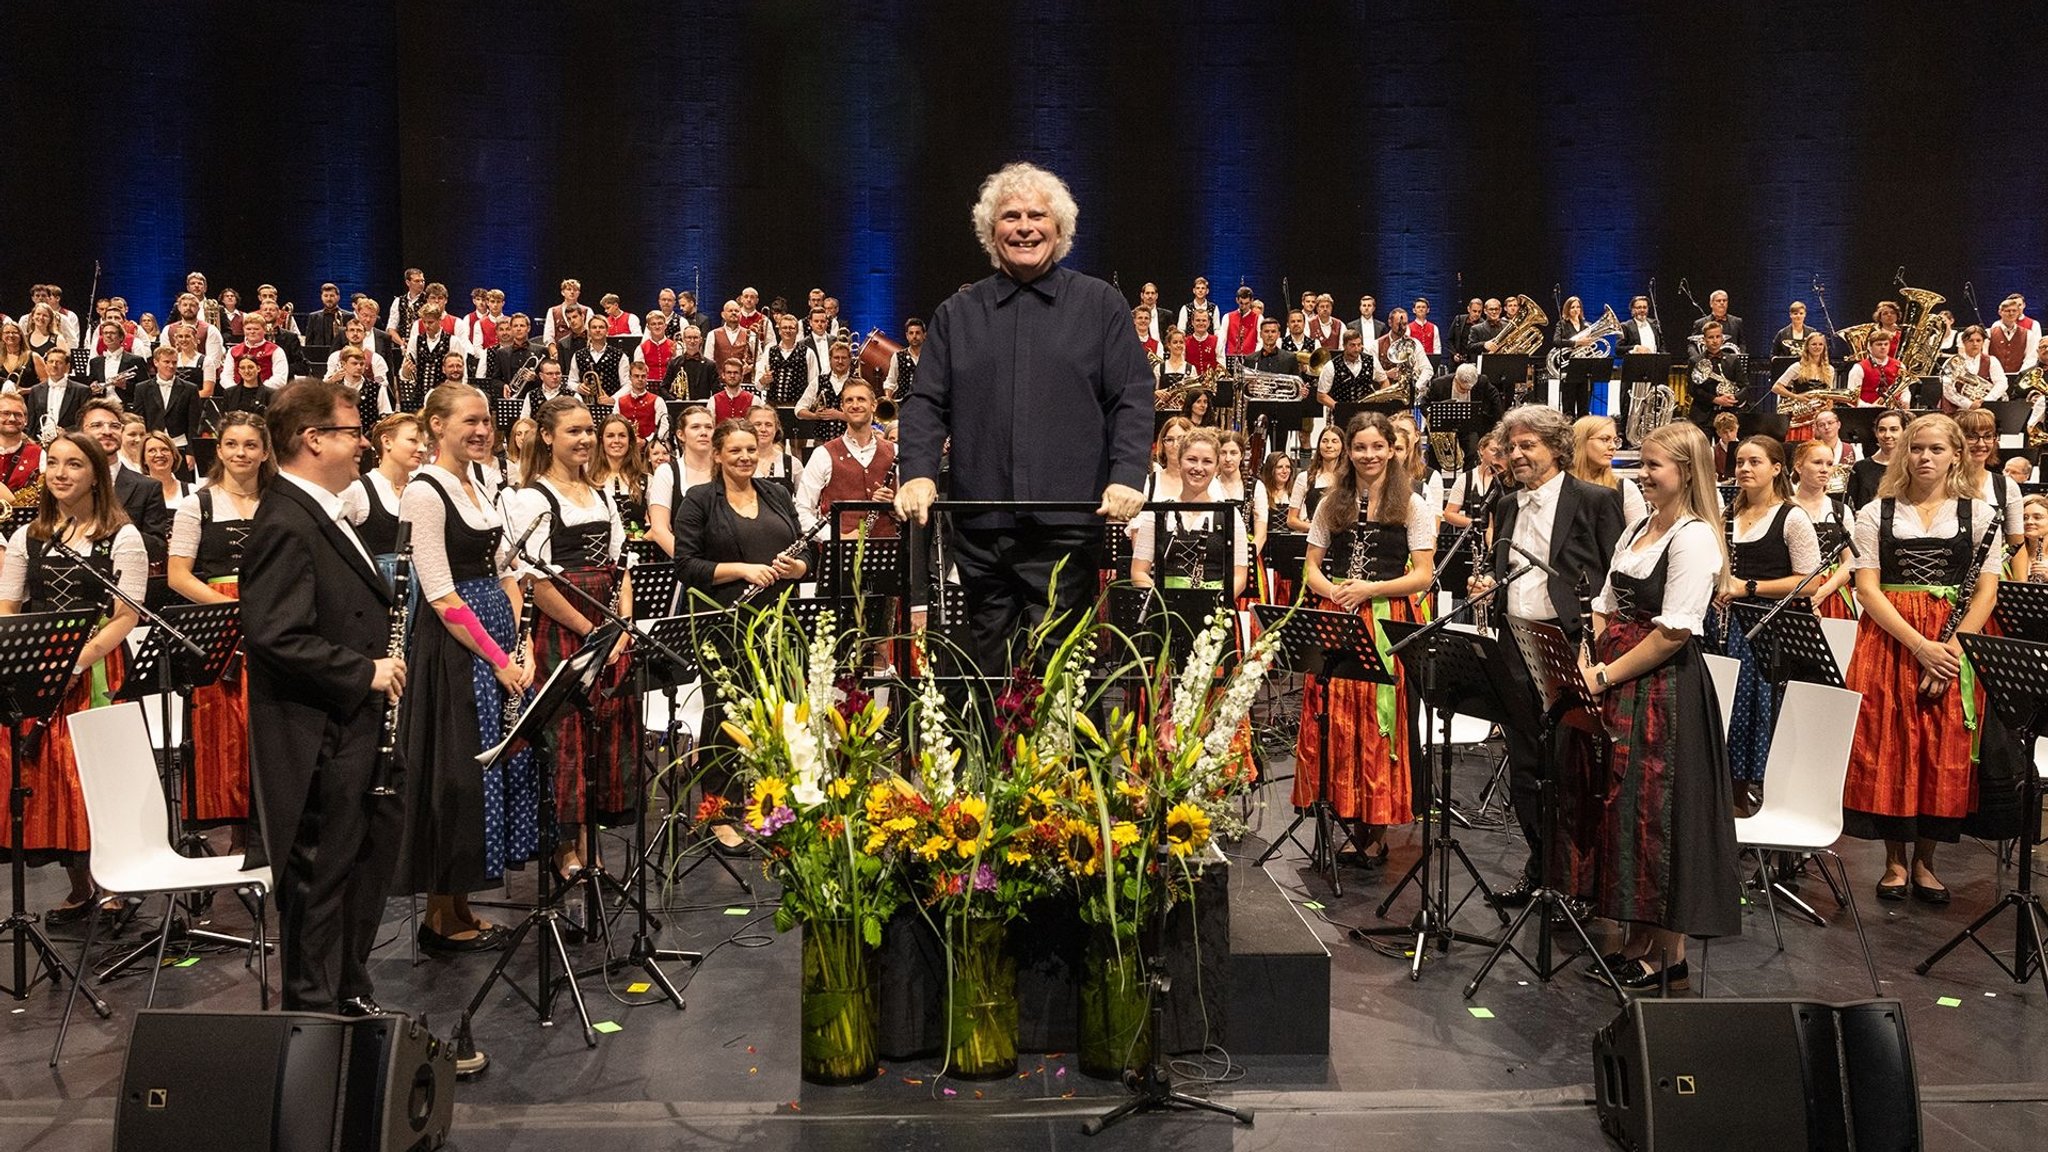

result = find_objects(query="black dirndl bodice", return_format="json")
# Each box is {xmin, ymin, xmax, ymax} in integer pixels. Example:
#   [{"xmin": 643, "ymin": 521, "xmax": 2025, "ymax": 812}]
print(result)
[
  {"xmin": 1877, "ymin": 498, "xmax": 1971, "ymax": 586},
  {"xmin": 26, "ymin": 535, "xmax": 115, "ymax": 614},
  {"xmin": 537, "ymin": 484, "xmax": 615, "ymax": 573},
  {"xmin": 192, "ymin": 488, "xmax": 252, "ymax": 582},
  {"xmin": 1157, "ymin": 510, "xmax": 1232, "ymax": 590},
  {"xmin": 357, "ymin": 473, "xmax": 402, "ymax": 557},
  {"xmin": 1326, "ymin": 515, "xmax": 1409, "ymax": 583},
  {"xmin": 425, "ymin": 474, "xmax": 502, "ymax": 582}
]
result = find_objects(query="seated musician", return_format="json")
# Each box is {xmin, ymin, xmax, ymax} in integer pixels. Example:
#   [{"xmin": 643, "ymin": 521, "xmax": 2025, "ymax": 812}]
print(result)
[
  {"xmin": 1423, "ymin": 363, "xmax": 1503, "ymax": 467},
  {"xmin": 1939, "ymin": 325, "xmax": 2008, "ymax": 412},
  {"xmin": 1315, "ymin": 328, "xmax": 1374, "ymax": 412},
  {"xmin": 1686, "ymin": 321, "xmax": 1742, "ymax": 429}
]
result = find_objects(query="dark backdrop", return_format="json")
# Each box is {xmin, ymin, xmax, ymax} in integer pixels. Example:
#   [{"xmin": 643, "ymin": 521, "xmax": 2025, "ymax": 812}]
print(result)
[{"xmin": 4, "ymin": 2, "xmax": 2043, "ymax": 344}]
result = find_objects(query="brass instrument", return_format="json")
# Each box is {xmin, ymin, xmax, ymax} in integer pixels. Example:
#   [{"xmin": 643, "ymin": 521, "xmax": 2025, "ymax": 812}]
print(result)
[
  {"xmin": 1690, "ymin": 354, "xmax": 1740, "ymax": 400},
  {"xmin": 1837, "ymin": 322, "xmax": 1876, "ymax": 361},
  {"xmin": 11, "ymin": 474, "xmax": 44, "ymax": 508},
  {"xmin": 1779, "ymin": 386, "xmax": 1859, "ymax": 430},
  {"xmin": 370, "ymin": 523, "xmax": 413, "ymax": 797},
  {"xmin": 1428, "ymin": 428, "xmax": 1464, "ymax": 474},
  {"xmin": 1825, "ymin": 462, "xmax": 1852, "ymax": 496},
  {"xmin": 1484, "ymin": 295, "xmax": 1549, "ymax": 357},
  {"xmin": 1240, "ymin": 368, "xmax": 1304, "ymax": 401},
  {"xmin": 1543, "ymin": 304, "xmax": 1624, "ymax": 378},
  {"xmin": 2016, "ymin": 366, "xmax": 2048, "ymax": 399},
  {"xmin": 1895, "ymin": 282, "xmax": 1952, "ymax": 379},
  {"xmin": 1295, "ymin": 346, "xmax": 1334, "ymax": 377},
  {"xmin": 1365, "ymin": 334, "xmax": 1421, "ymax": 403},
  {"xmin": 1158, "ymin": 365, "xmax": 1220, "ymax": 409},
  {"xmin": 1938, "ymin": 355, "xmax": 1994, "ymax": 404},
  {"xmin": 875, "ymin": 395, "xmax": 898, "ymax": 422},
  {"xmin": 36, "ymin": 410, "xmax": 61, "ymax": 445},
  {"xmin": 1624, "ymin": 378, "xmax": 1676, "ymax": 447},
  {"xmin": 2028, "ymin": 418, "xmax": 2048, "ymax": 450}
]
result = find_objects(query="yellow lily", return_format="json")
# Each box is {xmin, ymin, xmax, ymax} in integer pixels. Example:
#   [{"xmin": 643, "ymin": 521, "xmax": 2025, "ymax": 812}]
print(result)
[{"xmin": 720, "ymin": 720, "xmax": 754, "ymax": 750}]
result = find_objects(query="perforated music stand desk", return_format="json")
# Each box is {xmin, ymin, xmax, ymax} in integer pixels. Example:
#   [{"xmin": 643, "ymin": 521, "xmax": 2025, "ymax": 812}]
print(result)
[
  {"xmin": 1993, "ymin": 580, "xmax": 2048, "ymax": 643},
  {"xmin": 0, "ymin": 610, "xmax": 100, "ymax": 1004},
  {"xmin": 1250, "ymin": 602, "xmax": 1390, "ymax": 899},
  {"xmin": 113, "ymin": 601, "xmax": 240, "ymax": 700},
  {"xmin": 1107, "ymin": 585, "xmax": 1225, "ymax": 670},
  {"xmin": 1921, "ymin": 633, "xmax": 2048, "ymax": 994},
  {"xmin": 492, "ymin": 396, "xmax": 525, "ymax": 430},
  {"xmin": 1729, "ymin": 601, "xmax": 1844, "ymax": 688}
]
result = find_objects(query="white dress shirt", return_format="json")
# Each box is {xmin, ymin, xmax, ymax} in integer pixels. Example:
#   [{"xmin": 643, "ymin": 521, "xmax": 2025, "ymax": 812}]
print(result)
[
  {"xmin": 280, "ymin": 470, "xmax": 376, "ymax": 571},
  {"xmin": 1506, "ymin": 470, "xmax": 1567, "ymax": 622},
  {"xmin": 794, "ymin": 431, "xmax": 885, "ymax": 532}
]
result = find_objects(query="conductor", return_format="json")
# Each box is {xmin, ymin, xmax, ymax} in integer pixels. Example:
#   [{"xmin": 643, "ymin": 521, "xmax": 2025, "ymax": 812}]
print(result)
[
  {"xmin": 894, "ymin": 162, "xmax": 1153, "ymax": 670},
  {"xmin": 242, "ymin": 377, "xmax": 407, "ymax": 1017}
]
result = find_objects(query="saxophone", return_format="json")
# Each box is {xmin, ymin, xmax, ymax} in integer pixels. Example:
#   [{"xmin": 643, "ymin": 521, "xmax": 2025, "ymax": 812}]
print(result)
[{"xmin": 370, "ymin": 523, "xmax": 413, "ymax": 797}]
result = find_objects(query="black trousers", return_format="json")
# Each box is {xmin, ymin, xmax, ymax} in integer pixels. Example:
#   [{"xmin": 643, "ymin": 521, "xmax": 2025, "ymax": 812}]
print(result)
[
  {"xmin": 1496, "ymin": 615, "xmax": 1573, "ymax": 883},
  {"xmin": 948, "ymin": 522, "xmax": 1103, "ymax": 675},
  {"xmin": 277, "ymin": 723, "xmax": 403, "ymax": 1013}
]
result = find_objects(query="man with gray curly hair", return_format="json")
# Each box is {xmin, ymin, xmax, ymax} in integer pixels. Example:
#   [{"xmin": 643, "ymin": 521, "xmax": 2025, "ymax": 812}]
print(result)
[
  {"xmin": 1472, "ymin": 402, "xmax": 1624, "ymax": 908},
  {"xmin": 896, "ymin": 161, "xmax": 1153, "ymax": 672}
]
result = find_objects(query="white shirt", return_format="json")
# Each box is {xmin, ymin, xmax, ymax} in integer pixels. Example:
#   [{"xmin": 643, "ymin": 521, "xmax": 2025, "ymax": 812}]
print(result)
[
  {"xmin": 168, "ymin": 482, "xmax": 253, "ymax": 559},
  {"xmin": 1304, "ymin": 491, "xmax": 1436, "ymax": 555},
  {"xmin": 539, "ymin": 303, "xmax": 592, "ymax": 346},
  {"xmin": 1983, "ymin": 472, "xmax": 2025, "ymax": 539},
  {"xmin": 1730, "ymin": 501, "xmax": 1822, "ymax": 575},
  {"xmin": 1626, "ymin": 319, "xmax": 1660, "ymax": 354},
  {"xmin": 646, "ymin": 456, "xmax": 717, "ymax": 513},
  {"xmin": 795, "ymin": 432, "xmax": 884, "ymax": 532},
  {"xmin": 1594, "ymin": 517, "xmax": 1722, "ymax": 635},
  {"xmin": 1506, "ymin": 470, "xmax": 1567, "ymax": 622},
  {"xmin": 221, "ymin": 342, "xmax": 290, "ymax": 391},
  {"xmin": 755, "ymin": 340, "xmax": 822, "ymax": 394},
  {"xmin": 279, "ymin": 470, "xmax": 376, "ymax": 572},
  {"xmin": 500, "ymin": 478, "xmax": 626, "ymax": 570},
  {"xmin": 1845, "ymin": 356, "xmax": 1899, "ymax": 405},
  {"xmin": 399, "ymin": 464, "xmax": 506, "ymax": 600},
  {"xmin": 0, "ymin": 523, "xmax": 148, "ymax": 605},
  {"xmin": 1939, "ymin": 353, "xmax": 2009, "ymax": 408},
  {"xmin": 1132, "ymin": 501, "xmax": 1253, "ymax": 574},
  {"xmin": 796, "ymin": 372, "xmax": 856, "ymax": 415},
  {"xmin": 1992, "ymin": 321, "xmax": 2042, "ymax": 372}
]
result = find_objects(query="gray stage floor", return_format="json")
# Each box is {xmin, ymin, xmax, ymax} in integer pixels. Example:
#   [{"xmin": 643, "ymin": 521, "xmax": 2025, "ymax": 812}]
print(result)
[{"xmin": 5, "ymin": 738, "xmax": 2045, "ymax": 1150}]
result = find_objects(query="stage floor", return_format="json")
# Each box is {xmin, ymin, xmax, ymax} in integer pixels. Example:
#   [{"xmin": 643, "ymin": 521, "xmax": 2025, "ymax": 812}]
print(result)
[{"xmin": 5, "ymin": 738, "xmax": 2045, "ymax": 1151}]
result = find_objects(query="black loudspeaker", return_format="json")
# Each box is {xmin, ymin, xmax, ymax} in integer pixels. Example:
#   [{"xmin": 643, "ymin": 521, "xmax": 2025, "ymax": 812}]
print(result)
[
  {"xmin": 1593, "ymin": 998, "xmax": 1921, "ymax": 1152},
  {"xmin": 116, "ymin": 1009, "xmax": 454, "ymax": 1152}
]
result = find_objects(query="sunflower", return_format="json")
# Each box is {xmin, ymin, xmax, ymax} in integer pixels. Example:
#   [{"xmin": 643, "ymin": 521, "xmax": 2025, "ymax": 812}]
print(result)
[
  {"xmin": 745, "ymin": 777, "xmax": 790, "ymax": 831},
  {"xmin": 939, "ymin": 796, "xmax": 989, "ymax": 859},
  {"xmin": 1109, "ymin": 820, "xmax": 1140, "ymax": 849},
  {"xmin": 1059, "ymin": 819, "xmax": 1102, "ymax": 876},
  {"xmin": 1164, "ymin": 802, "xmax": 1211, "ymax": 857},
  {"xmin": 1018, "ymin": 786, "xmax": 1058, "ymax": 825}
]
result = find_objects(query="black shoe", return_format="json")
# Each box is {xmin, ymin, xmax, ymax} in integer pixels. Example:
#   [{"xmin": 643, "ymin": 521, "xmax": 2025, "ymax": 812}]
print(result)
[
  {"xmin": 1488, "ymin": 878, "xmax": 1537, "ymax": 909},
  {"xmin": 336, "ymin": 996, "xmax": 387, "ymax": 1018},
  {"xmin": 43, "ymin": 900, "xmax": 92, "ymax": 926},
  {"xmin": 417, "ymin": 924, "xmax": 505, "ymax": 953},
  {"xmin": 1615, "ymin": 959, "xmax": 1690, "ymax": 994},
  {"xmin": 1875, "ymin": 880, "xmax": 1909, "ymax": 902},
  {"xmin": 1584, "ymin": 952, "xmax": 1630, "ymax": 986},
  {"xmin": 1911, "ymin": 880, "xmax": 1951, "ymax": 906}
]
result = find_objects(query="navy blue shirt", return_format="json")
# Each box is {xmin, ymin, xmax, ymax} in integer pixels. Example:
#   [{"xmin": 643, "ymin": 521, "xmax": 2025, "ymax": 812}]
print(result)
[{"xmin": 898, "ymin": 263, "xmax": 1154, "ymax": 527}]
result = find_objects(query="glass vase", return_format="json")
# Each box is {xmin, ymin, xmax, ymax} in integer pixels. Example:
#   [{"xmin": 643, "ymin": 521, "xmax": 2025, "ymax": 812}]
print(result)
[
  {"xmin": 800, "ymin": 918, "xmax": 878, "ymax": 1085},
  {"xmin": 1077, "ymin": 926, "xmax": 1152, "ymax": 1080},
  {"xmin": 946, "ymin": 916, "xmax": 1018, "ymax": 1079}
]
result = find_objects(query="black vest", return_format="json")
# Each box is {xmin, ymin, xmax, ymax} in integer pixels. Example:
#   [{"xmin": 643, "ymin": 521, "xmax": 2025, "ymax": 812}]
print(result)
[
  {"xmin": 1728, "ymin": 501, "xmax": 1794, "ymax": 583},
  {"xmin": 192, "ymin": 488, "xmax": 254, "ymax": 583},
  {"xmin": 1877, "ymin": 498, "xmax": 1974, "ymax": 587},
  {"xmin": 767, "ymin": 345, "xmax": 808, "ymax": 406},
  {"xmin": 1330, "ymin": 358, "xmax": 1371, "ymax": 403},
  {"xmin": 423, "ymin": 473, "xmax": 501, "ymax": 584}
]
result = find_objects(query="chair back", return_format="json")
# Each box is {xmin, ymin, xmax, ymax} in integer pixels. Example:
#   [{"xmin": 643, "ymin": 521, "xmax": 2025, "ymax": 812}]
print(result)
[
  {"xmin": 1818, "ymin": 617, "xmax": 1858, "ymax": 681},
  {"xmin": 1704, "ymin": 653, "xmax": 1741, "ymax": 740},
  {"xmin": 1755, "ymin": 680, "xmax": 1864, "ymax": 837},
  {"xmin": 66, "ymin": 702, "xmax": 174, "ymax": 893}
]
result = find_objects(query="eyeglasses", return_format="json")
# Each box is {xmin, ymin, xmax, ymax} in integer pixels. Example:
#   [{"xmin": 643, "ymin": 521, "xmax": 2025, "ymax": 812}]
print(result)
[
  {"xmin": 309, "ymin": 424, "xmax": 366, "ymax": 438},
  {"xmin": 1965, "ymin": 433, "xmax": 1997, "ymax": 442}
]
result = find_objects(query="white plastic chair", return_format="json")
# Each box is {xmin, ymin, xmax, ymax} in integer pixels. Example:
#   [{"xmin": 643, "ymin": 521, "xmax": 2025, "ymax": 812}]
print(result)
[
  {"xmin": 1818, "ymin": 617, "xmax": 1858, "ymax": 682},
  {"xmin": 1723, "ymin": 680, "xmax": 1877, "ymax": 997},
  {"xmin": 52, "ymin": 702, "xmax": 272, "ymax": 1065},
  {"xmin": 1704, "ymin": 653, "xmax": 1741, "ymax": 740}
]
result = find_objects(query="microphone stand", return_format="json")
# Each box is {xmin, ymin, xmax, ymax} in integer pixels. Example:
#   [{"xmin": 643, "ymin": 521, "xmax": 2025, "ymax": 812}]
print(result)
[
  {"xmin": 43, "ymin": 533, "xmax": 262, "ymax": 968},
  {"xmin": 509, "ymin": 534, "xmax": 700, "ymax": 1008},
  {"xmin": 1741, "ymin": 537, "xmax": 1851, "ymax": 644}
]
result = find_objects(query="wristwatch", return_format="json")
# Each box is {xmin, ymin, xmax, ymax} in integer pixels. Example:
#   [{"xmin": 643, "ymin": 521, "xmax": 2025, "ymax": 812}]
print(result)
[
  {"xmin": 1595, "ymin": 667, "xmax": 1609, "ymax": 689},
  {"xmin": 1745, "ymin": 578, "xmax": 1758, "ymax": 598}
]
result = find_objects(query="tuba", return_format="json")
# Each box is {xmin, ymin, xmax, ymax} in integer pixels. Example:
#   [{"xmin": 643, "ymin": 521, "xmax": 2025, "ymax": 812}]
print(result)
[
  {"xmin": 1836, "ymin": 322, "xmax": 1876, "ymax": 361},
  {"xmin": 2015, "ymin": 365, "xmax": 2048, "ymax": 399},
  {"xmin": 1543, "ymin": 304, "xmax": 1624, "ymax": 377},
  {"xmin": 1484, "ymin": 295, "xmax": 1550, "ymax": 357},
  {"xmin": 1365, "ymin": 334, "xmax": 1420, "ymax": 403},
  {"xmin": 1895, "ymin": 283, "xmax": 1951, "ymax": 378},
  {"xmin": 1624, "ymin": 378, "xmax": 1676, "ymax": 447}
]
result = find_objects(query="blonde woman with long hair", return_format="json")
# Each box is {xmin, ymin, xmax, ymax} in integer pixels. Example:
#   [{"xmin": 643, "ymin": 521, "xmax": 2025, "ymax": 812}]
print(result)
[
  {"xmin": 1578, "ymin": 421, "xmax": 1741, "ymax": 992},
  {"xmin": 1842, "ymin": 413, "xmax": 2001, "ymax": 904},
  {"xmin": 1570, "ymin": 415, "xmax": 1647, "ymax": 525}
]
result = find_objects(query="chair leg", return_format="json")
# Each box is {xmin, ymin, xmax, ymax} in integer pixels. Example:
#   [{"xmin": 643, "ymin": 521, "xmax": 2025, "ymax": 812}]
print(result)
[
  {"xmin": 255, "ymin": 889, "xmax": 269, "ymax": 1011},
  {"xmin": 1752, "ymin": 849, "xmax": 1785, "ymax": 952},
  {"xmin": 144, "ymin": 894, "xmax": 176, "ymax": 1007},
  {"xmin": 1819, "ymin": 849, "xmax": 1881, "ymax": 998},
  {"xmin": 50, "ymin": 901, "xmax": 105, "ymax": 1067},
  {"xmin": 1697, "ymin": 935, "xmax": 1709, "ymax": 997}
]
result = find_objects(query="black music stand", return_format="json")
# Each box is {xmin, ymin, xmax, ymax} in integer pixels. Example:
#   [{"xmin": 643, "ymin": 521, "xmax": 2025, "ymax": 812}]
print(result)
[
  {"xmin": 0, "ymin": 611, "xmax": 106, "ymax": 1012},
  {"xmin": 1986, "ymin": 399, "xmax": 2030, "ymax": 438},
  {"xmin": 620, "ymin": 540, "xmax": 675, "ymax": 618},
  {"xmin": 1463, "ymin": 618, "xmax": 1623, "ymax": 1003},
  {"xmin": 1108, "ymin": 585, "xmax": 1224, "ymax": 669},
  {"xmin": 1424, "ymin": 399, "xmax": 1478, "ymax": 472},
  {"xmin": 491, "ymin": 395, "xmax": 524, "ymax": 431},
  {"xmin": 1249, "ymin": 603, "xmax": 1390, "ymax": 899},
  {"xmin": 1918, "ymin": 633, "xmax": 2048, "ymax": 995},
  {"xmin": 643, "ymin": 612, "xmax": 755, "ymax": 897},
  {"xmin": 1370, "ymin": 615, "xmax": 1513, "ymax": 978},
  {"xmin": 1561, "ymin": 356, "xmax": 1612, "ymax": 418},
  {"xmin": 1729, "ymin": 601, "xmax": 1843, "ymax": 689},
  {"xmin": 1993, "ymin": 580, "xmax": 2048, "ymax": 643},
  {"xmin": 450, "ymin": 624, "xmax": 620, "ymax": 1055},
  {"xmin": 1618, "ymin": 354, "xmax": 1672, "ymax": 430},
  {"xmin": 98, "ymin": 602, "xmax": 254, "ymax": 980},
  {"xmin": 1247, "ymin": 398, "xmax": 1318, "ymax": 456}
]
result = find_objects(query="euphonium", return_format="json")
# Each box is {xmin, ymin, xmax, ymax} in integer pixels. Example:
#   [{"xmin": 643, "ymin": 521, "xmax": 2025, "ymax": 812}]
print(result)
[
  {"xmin": 1938, "ymin": 355, "xmax": 1994, "ymax": 403},
  {"xmin": 1428, "ymin": 428, "xmax": 1464, "ymax": 473},
  {"xmin": 2015, "ymin": 366, "xmax": 2048, "ymax": 399},
  {"xmin": 1365, "ymin": 334, "xmax": 1420, "ymax": 402},
  {"xmin": 1543, "ymin": 304, "xmax": 1624, "ymax": 377},
  {"xmin": 1485, "ymin": 295, "xmax": 1550, "ymax": 357},
  {"xmin": 1780, "ymin": 385, "xmax": 1860, "ymax": 429}
]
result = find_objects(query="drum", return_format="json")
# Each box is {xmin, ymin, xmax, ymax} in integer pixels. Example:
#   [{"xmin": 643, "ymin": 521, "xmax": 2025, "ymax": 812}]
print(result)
[{"xmin": 857, "ymin": 328, "xmax": 902, "ymax": 389}]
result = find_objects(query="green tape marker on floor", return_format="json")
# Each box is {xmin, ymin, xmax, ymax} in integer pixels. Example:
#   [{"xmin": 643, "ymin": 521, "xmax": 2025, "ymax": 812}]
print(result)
[
  {"xmin": 1468, "ymin": 1007, "xmax": 1495, "ymax": 1019},
  {"xmin": 725, "ymin": 907, "xmax": 751, "ymax": 916},
  {"xmin": 175, "ymin": 957, "xmax": 200, "ymax": 968},
  {"xmin": 593, "ymin": 1021, "xmax": 623, "ymax": 1033},
  {"xmin": 1301, "ymin": 900, "xmax": 1324, "ymax": 911},
  {"xmin": 1935, "ymin": 997, "xmax": 1962, "ymax": 1008}
]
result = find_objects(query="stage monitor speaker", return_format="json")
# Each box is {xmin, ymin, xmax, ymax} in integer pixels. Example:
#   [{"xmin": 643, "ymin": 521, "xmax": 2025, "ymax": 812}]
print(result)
[
  {"xmin": 116, "ymin": 1009, "xmax": 454, "ymax": 1152},
  {"xmin": 1593, "ymin": 997, "xmax": 1920, "ymax": 1152}
]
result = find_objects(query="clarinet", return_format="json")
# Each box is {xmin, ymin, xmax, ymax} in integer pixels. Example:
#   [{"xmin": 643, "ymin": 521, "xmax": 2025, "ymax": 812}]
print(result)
[
  {"xmin": 1935, "ymin": 517, "xmax": 2001, "ymax": 644},
  {"xmin": 503, "ymin": 585, "xmax": 536, "ymax": 733},
  {"xmin": 736, "ymin": 517, "xmax": 831, "ymax": 605},
  {"xmin": 370, "ymin": 523, "xmax": 412, "ymax": 797}
]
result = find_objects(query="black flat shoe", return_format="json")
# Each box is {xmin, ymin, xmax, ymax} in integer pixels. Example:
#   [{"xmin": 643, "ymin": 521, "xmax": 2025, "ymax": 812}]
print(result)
[
  {"xmin": 336, "ymin": 996, "xmax": 387, "ymax": 1018},
  {"xmin": 1488, "ymin": 878, "xmax": 1537, "ymax": 909},
  {"xmin": 1615, "ymin": 959, "xmax": 1690, "ymax": 994},
  {"xmin": 1584, "ymin": 952, "xmax": 1631, "ymax": 985},
  {"xmin": 1875, "ymin": 880, "xmax": 1909, "ymax": 902},
  {"xmin": 417, "ymin": 924, "xmax": 504, "ymax": 953},
  {"xmin": 43, "ymin": 901, "xmax": 92, "ymax": 926},
  {"xmin": 1911, "ymin": 880, "xmax": 1951, "ymax": 906}
]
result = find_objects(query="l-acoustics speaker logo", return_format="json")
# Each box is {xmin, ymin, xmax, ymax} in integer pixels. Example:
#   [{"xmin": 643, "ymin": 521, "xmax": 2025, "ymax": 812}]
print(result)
[
  {"xmin": 1675, "ymin": 1076, "xmax": 1697, "ymax": 1096},
  {"xmin": 146, "ymin": 1088, "xmax": 169, "ymax": 1109}
]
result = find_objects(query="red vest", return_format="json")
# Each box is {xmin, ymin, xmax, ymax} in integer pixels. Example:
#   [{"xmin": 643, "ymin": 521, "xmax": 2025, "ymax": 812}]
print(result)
[
  {"xmin": 1185, "ymin": 333, "xmax": 1219, "ymax": 373},
  {"xmin": 1306, "ymin": 316, "xmax": 1342, "ymax": 350},
  {"xmin": 1222, "ymin": 310, "xmax": 1260, "ymax": 356},
  {"xmin": 466, "ymin": 312, "xmax": 497, "ymax": 349},
  {"xmin": 819, "ymin": 436, "xmax": 897, "ymax": 537},
  {"xmin": 1988, "ymin": 324, "xmax": 2028, "ymax": 374},
  {"xmin": 606, "ymin": 312, "xmax": 634, "ymax": 337},
  {"xmin": 712, "ymin": 388, "xmax": 755, "ymax": 423},
  {"xmin": 709, "ymin": 327, "xmax": 751, "ymax": 374},
  {"xmin": 229, "ymin": 340, "xmax": 278, "ymax": 383},
  {"xmin": 1856, "ymin": 356, "xmax": 1900, "ymax": 404},
  {"xmin": 616, "ymin": 390, "xmax": 661, "ymax": 440},
  {"xmin": 638, "ymin": 337, "xmax": 676, "ymax": 385},
  {"xmin": 550, "ymin": 304, "xmax": 589, "ymax": 337},
  {"xmin": 1408, "ymin": 320, "xmax": 1438, "ymax": 354}
]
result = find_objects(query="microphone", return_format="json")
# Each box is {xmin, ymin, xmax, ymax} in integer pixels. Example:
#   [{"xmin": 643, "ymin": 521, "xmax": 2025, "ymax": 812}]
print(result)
[
  {"xmin": 510, "ymin": 508, "xmax": 552, "ymax": 560},
  {"xmin": 1509, "ymin": 540, "xmax": 1560, "ymax": 580}
]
